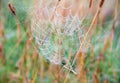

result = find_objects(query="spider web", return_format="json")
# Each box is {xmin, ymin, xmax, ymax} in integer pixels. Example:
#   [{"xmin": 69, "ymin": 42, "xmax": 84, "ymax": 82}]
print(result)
[
  {"xmin": 6, "ymin": 0, "xmax": 118, "ymax": 74},
  {"xmin": 31, "ymin": 0, "xmax": 89, "ymax": 65},
  {"xmin": 30, "ymin": 0, "xmax": 115, "ymax": 69}
]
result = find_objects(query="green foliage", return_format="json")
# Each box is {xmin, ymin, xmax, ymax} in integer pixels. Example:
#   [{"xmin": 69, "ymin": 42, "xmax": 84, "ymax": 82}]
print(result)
[{"xmin": 0, "ymin": 0, "xmax": 120, "ymax": 83}]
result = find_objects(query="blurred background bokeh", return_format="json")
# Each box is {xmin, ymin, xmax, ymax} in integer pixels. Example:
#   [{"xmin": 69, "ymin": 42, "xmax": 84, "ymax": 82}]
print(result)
[{"xmin": 0, "ymin": 0, "xmax": 120, "ymax": 83}]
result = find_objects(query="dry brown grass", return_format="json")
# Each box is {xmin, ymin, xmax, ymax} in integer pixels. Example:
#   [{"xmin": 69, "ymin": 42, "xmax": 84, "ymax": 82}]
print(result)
[{"xmin": 0, "ymin": 0, "xmax": 119, "ymax": 83}]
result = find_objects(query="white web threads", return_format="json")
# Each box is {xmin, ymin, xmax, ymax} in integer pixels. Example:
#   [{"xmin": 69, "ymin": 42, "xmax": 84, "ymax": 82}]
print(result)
[
  {"xmin": 31, "ymin": 0, "xmax": 88, "ymax": 65},
  {"xmin": 32, "ymin": 1, "xmax": 83, "ymax": 65}
]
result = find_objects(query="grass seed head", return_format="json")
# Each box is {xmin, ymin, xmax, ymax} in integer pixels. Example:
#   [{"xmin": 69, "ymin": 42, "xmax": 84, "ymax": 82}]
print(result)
[
  {"xmin": 8, "ymin": 3, "xmax": 16, "ymax": 16},
  {"xmin": 99, "ymin": 0, "xmax": 105, "ymax": 8}
]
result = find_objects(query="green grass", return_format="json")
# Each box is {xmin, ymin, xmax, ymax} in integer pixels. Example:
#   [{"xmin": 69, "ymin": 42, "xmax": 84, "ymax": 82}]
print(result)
[{"xmin": 0, "ymin": 0, "xmax": 120, "ymax": 83}]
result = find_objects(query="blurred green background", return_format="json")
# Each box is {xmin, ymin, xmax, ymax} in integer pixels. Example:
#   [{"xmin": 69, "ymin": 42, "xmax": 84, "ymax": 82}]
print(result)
[{"xmin": 0, "ymin": 0, "xmax": 120, "ymax": 83}]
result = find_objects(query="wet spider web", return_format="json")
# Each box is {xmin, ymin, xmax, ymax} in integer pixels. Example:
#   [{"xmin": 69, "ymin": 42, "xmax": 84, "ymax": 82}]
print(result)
[
  {"xmin": 30, "ymin": 0, "xmax": 115, "ymax": 64},
  {"xmin": 31, "ymin": 0, "xmax": 89, "ymax": 65},
  {"xmin": 6, "ymin": 0, "xmax": 117, "ymax": 74}
]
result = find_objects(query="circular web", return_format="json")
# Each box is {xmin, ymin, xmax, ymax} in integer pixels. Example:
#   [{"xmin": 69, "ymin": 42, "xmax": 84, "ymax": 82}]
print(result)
[
  {"xmin": 31, "ymin": 0, "xmax": 87, "ymax": 65},
  {"xmin": 30, "ymin": 0, "xmax": 115, "ymax": 65},
  {"xmin": 5, "ymin": 0, "xmax": 119, "ymax": 75},
  {"xmin": 7, "ymin": 0, "xmax": 116, "ymax": 65}
]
